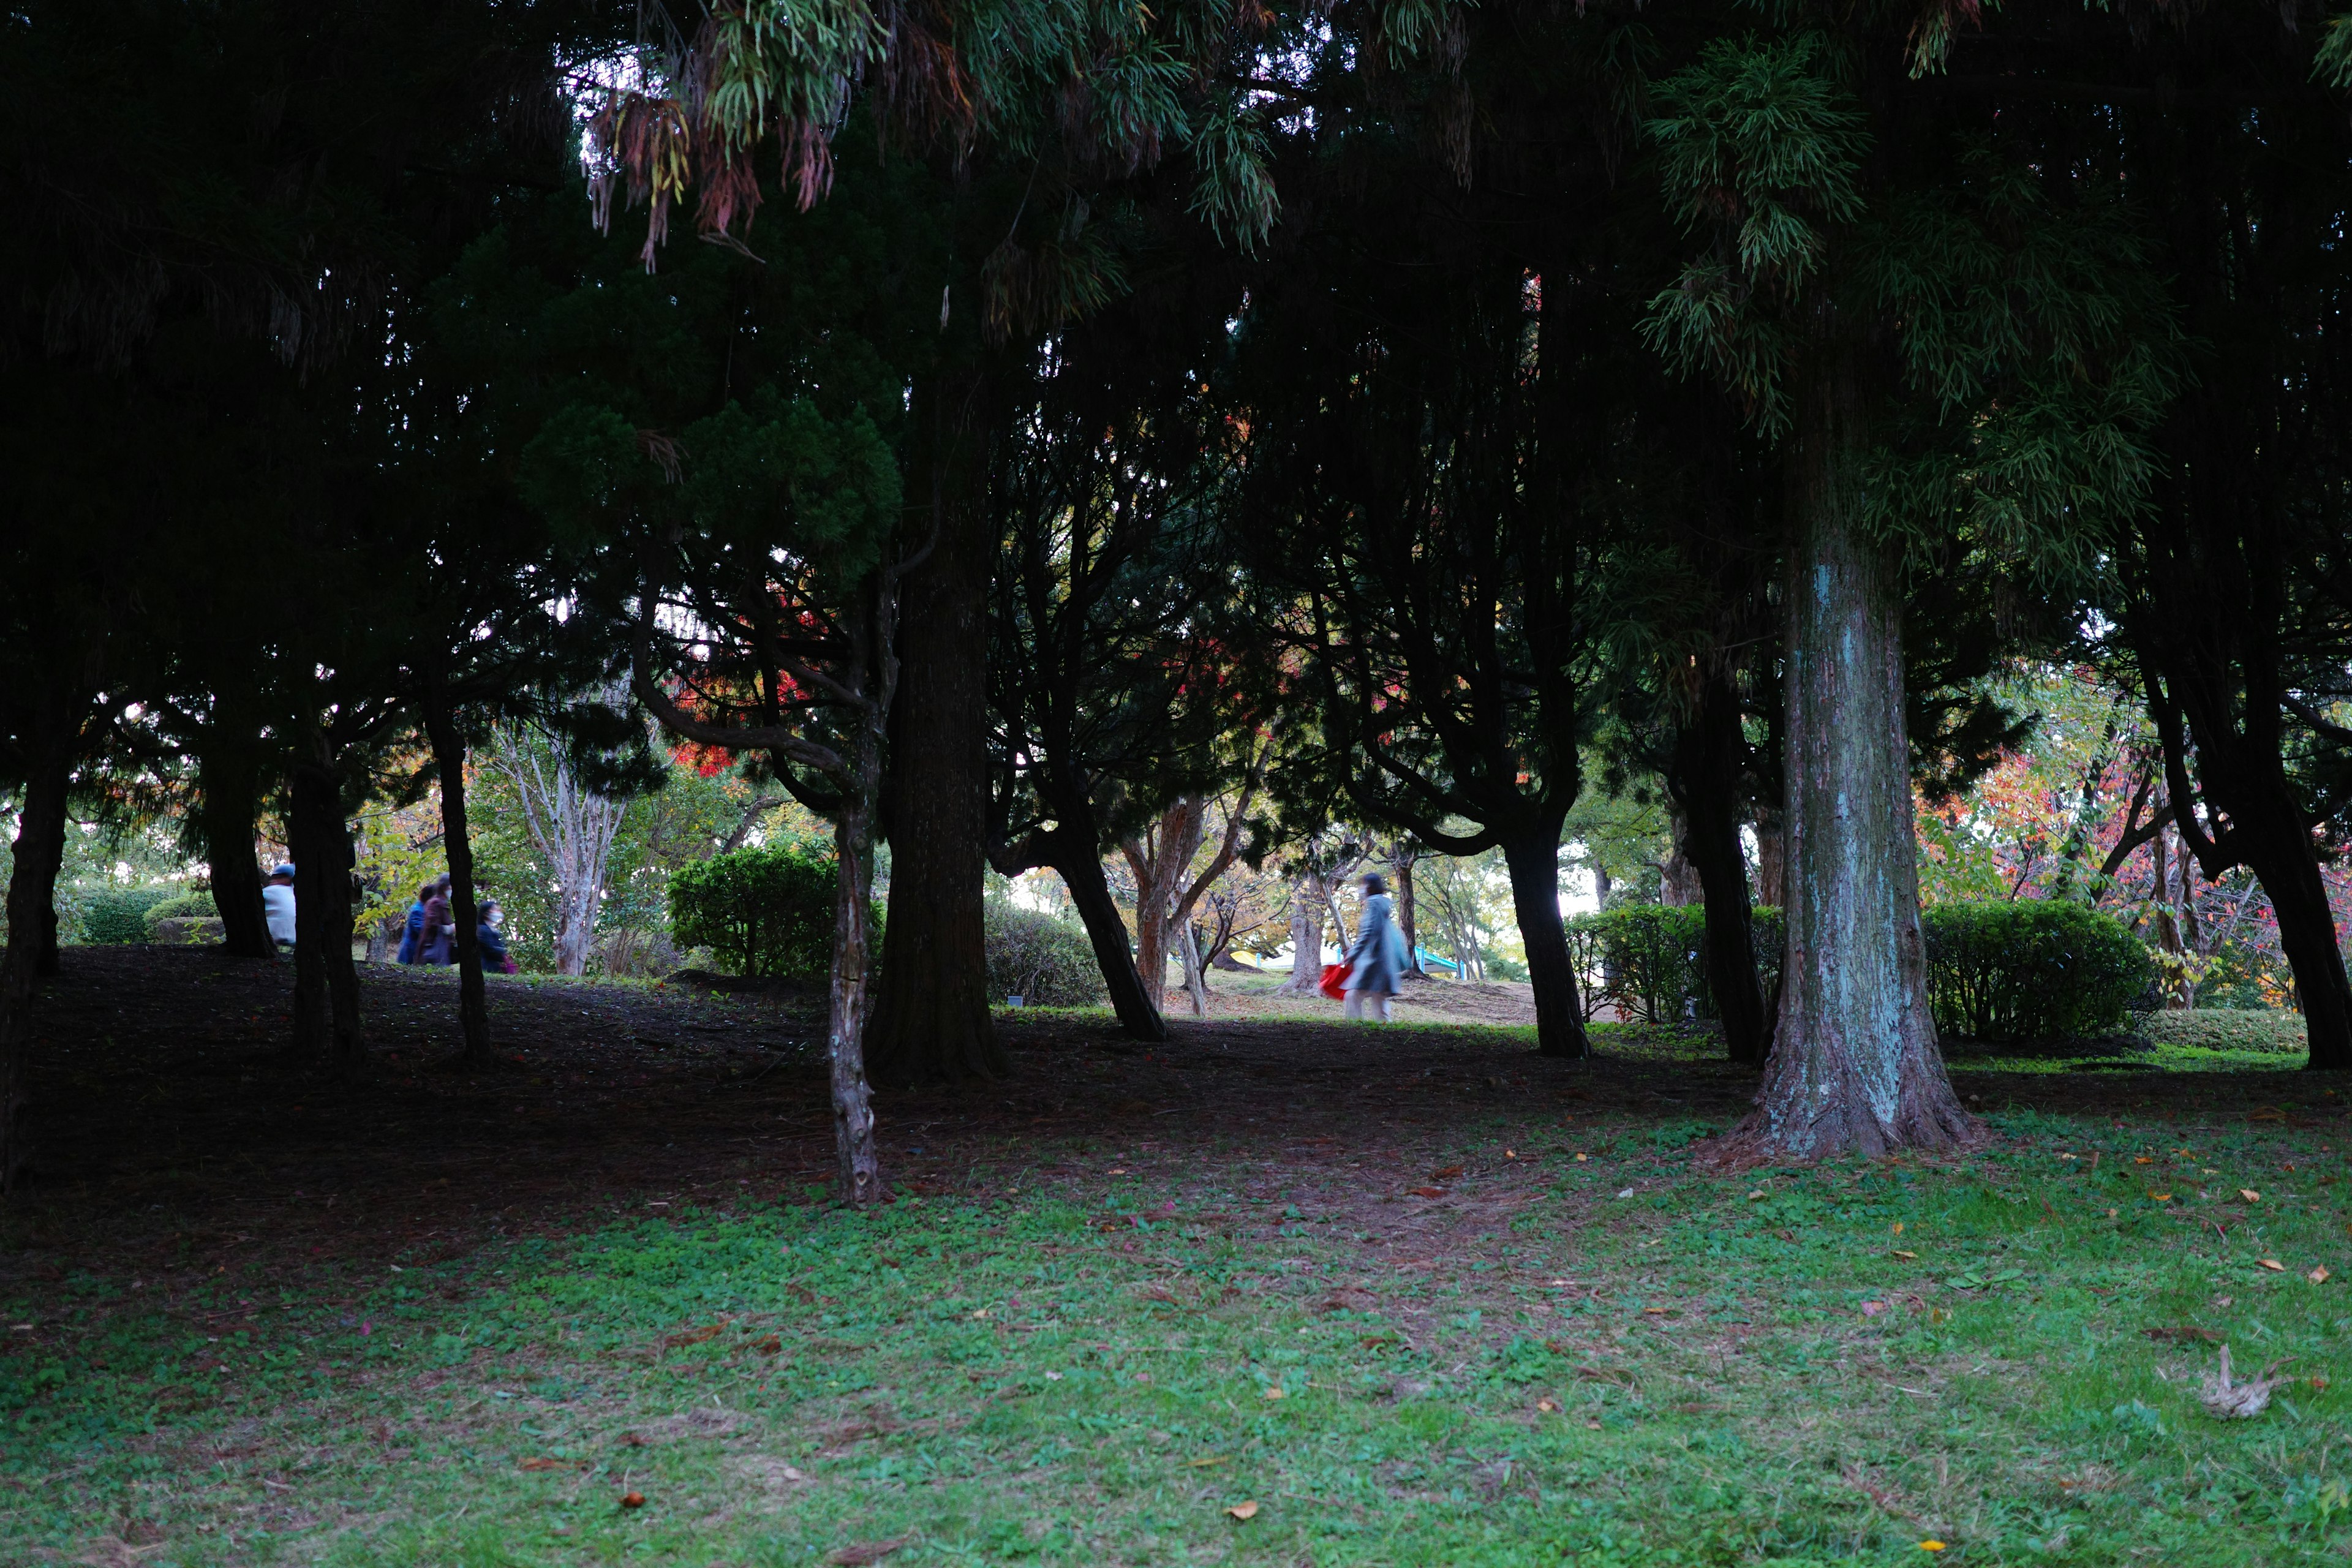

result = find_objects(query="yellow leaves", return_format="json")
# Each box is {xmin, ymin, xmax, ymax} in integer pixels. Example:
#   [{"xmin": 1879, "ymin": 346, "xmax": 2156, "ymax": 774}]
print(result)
[
  {"xmin": 2134, "ymin": 1156, "xmax": 2154, "ymax": 1165},
  {"xmin": 1225, "ymin": 1499, "xmax": 1259, "ymax": 1521},
  {"xmin": 2311, "ymin": 1267, "xmax": 2332, "ymax": 1285},
  {"xmin": 1106, "ymin": 1167, "xmax": 1127, "ymax": 1176},
  {"xmin": 2149, "ymin": 1193, "xmax": 2173, "ymax": 1203},
  {"xmin": 1892, "ymin": 1222, "xmax": 1905, "ymax": 1234},
  {"xmin": 1892, "ymin": 1249, "xmax": 1918, "ymax": 1260},
  {"xmin": 1537, "ymin": 1398, "xmax": 1559, "ymax": 1412},
  {"xmin": 1574, "ymin": 1153, "xmax": 1589, "ymax": 1163},
  {"xmin": 1919, "ymin": 1543, "xmax": 1947, "ymax": 1554},
  {"xmin": 1747, "ymin": 1191, "xmax": 1766, "ymax": 1201},
  {"xmin": 2239, "ymin": 1189, "xmax": 2262, "ymax": 1204},
  {"xmin": 2258, "ymin": 1259, "xmax": 2286, "ymax": 1272},
  {"xmin": 1261, "ymin": 1385, "xmax": 1286, "ymax": 1400},
  {"xmin": 1187, "ymin": 1455, "xmax": 1227, "ymax": 1468}
]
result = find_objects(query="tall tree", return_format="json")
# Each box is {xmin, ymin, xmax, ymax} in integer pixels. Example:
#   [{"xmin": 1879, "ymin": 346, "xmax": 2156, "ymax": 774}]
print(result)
[{"xmin": 1643, "ymin": 22, "xmax": 2180, "ymax": 1155}]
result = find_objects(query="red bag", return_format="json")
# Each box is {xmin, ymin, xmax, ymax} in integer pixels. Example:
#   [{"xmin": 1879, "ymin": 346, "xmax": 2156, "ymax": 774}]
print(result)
[{"xmin": 1319, "ymin": 962, "xmax": 1349, "ymax": 1001}]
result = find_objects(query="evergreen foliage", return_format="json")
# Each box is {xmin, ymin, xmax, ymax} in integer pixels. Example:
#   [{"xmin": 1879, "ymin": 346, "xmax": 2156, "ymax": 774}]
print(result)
[
  {"xmin": 1921, "ymin": 900, "xmax": 2155, "ymax": 1043},
  {"xmin": 983, "ymin": 901, "xmax": 1108, "ymax": 1008},
  {"xmin": 668, "ymin": 846, "xmax": 842, "ymax": 980}
]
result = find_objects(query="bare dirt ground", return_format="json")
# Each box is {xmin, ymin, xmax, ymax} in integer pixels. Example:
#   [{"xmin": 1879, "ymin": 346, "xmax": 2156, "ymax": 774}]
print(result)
[
  {"xmin": 4, "ymin": 945, "xmax": 2338, "ymax": 1321},
  {"xmin": 1168, "ymin": 967, "xmax": 1545, "ymax": 1025}
]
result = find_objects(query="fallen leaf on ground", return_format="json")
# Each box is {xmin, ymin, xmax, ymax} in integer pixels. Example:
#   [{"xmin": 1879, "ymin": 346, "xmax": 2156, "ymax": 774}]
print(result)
[
  {"xmin": 1574, "ymin": 1153, "xmax": 1588, "ymax": 1162},
  {"xmin": 750, "ymin": 1335, "xmax": 782, "ymax": 1354},
  {"xmin": 1188, "ymin": 1455, "xmax": 1228, "ymax": 1467},
  {"xmin": 663, "ymin": 1322, "xmax": 726, "ymax": 1348},
  {"xmin": 619, "ymin": 1491, "xmax": 646, "ymax": 1509},
  {"xmin": 2312, "ymin": 1376, "xmax": 2332, "ymax": 1392},
  {"xmin": 1431, "ymin": 1164, "xmax": 1464, "ymax": 1180},
  {"xmin": 2313, "ymin": 1267, "xmax": 2332, "ymax": 1284},
  {"xmin": 2149, "ymin": 1193, "xmax": 2172, "ymax": 1202},
  {"xmin": 1919, "ymin": 1544, "xmax": 1947, "ymax": 1554},
  {"xmin": 2239, "ymin": 1189, "xmax": 2261, "ymax": 1204},
  {"xmin": 1409, "ymin": 1186, "xmax": 1446, "ymax": 1199},
  {"xmin": 1537, "ymin": 1399, "xmax": 1558, "ymax": 1412},
  {"xmin": 1891, "ymin": 1250, "xmax": 1918, "ymax": 1260},
  {"xmin": 2258, "ymin": 1259, "xmax": 2286, "ymax": 1272},
  {"xmin": 825, "ymin": 1536, "xmax": 915, "ymax": 1566},
  {"xmin": 1261, "ymin": 1385, "xmax": 1285, "ymax": 1400},
  {"xmin": 1226, "ymin": 1500, "xmax": 1259, "ymax": 1521},
  {"xmin": 519, "ymin": 1457, "xmax": 586, "ymax": 1472}
]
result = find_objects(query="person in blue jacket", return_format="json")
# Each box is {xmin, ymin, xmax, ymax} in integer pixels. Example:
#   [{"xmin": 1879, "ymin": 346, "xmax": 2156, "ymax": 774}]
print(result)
[
  {"xmin": 477, "ymin": 900, "xmax": 518, "ymax": 974},
  {"xmin": 1343, "ymin": 872, "xmax": 1409, "ymax": 1022},
  {"xmin": 395, "ymin": 880, "xmax": 437, "ymax": 964}
]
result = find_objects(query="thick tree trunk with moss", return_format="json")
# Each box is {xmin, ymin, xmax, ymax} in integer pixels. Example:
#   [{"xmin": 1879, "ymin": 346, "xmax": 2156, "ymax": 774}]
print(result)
[
  {"xmin": 1732, "ymin": 362, "xmax": 1976, "ymax": 1158},
  {"xmin": 1500, "ymin": 824, "xmax": 1588, "ymax": 1060}
]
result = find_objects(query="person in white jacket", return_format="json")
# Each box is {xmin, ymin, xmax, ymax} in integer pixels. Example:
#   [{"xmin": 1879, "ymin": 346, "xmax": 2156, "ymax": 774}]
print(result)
[{"xmin": 262, "ymin": 864, "xmax": 296, "ymax": 947}]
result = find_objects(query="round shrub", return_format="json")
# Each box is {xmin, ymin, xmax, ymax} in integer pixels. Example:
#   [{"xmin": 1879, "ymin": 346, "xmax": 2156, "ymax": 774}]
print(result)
[
  {"xmin": 668, "ymin": 847, "xmax": 840, "ymax": 979},
  {"xmin": 986, "ymin": 900, "xmax": 1106, "ymax": 1007},
  {"xmin": 80, "ymin": 887, "xmax": 177, "ymax": 944},
  {"xmin": 142, "ymin": 891, "xmax": 219, "ymax": 935},
  {"xmin": 1920, "ymin": 899, "xmax": 2155, "ymax": 1042}
]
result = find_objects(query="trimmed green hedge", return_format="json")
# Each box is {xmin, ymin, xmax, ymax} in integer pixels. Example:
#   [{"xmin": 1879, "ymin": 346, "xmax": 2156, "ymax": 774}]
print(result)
[
  {"xmin": 668, "ymin": 847, "xmax": 848, "ymax": 980},
  {"xmin": 1921, "ymin": 899, "xmax": 2153, "ymax": 1042},
  {"xmin": 80, "ymin": 887, "xmax": 177, "ymax": 944},
  {"xmin": 143, "ymin": 891, "xmax": 218, "ymax": 935},
  {"xmin": 1567, "ymin": 905, "xmax": 1785, "ymax": 1025},
  {"xmin": 1569, "ymin": 897, "xmax": 2150, "ymax": 1043},
  {"xmin": 985, "ymin": 900, "xmax": 1106, "ymax": 1007}
]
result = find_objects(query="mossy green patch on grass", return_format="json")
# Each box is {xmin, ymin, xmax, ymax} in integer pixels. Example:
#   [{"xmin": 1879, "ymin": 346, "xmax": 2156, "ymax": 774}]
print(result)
[{"xmin": 9, "ymin": 1103, "xmax": 2352, "ymax": 1566}]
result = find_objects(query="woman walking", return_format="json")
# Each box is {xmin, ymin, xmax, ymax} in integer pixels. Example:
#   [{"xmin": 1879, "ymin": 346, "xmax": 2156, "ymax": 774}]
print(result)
[{"xmin": 1343, "ymin": 872, "xmax": 1409, "ymax": 1022}]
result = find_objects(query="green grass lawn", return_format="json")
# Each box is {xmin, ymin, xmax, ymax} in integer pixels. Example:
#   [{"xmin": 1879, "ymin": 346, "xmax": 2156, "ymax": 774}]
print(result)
[{"xmin": 12, "ymin": 1077, "xmax": 2351, "ymax": 1566}]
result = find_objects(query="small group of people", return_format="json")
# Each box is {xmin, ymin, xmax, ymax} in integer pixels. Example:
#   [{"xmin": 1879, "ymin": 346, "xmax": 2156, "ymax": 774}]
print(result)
[{"xmin": 396, "ymin": 875, "xmax": 516, "ymax": 974}]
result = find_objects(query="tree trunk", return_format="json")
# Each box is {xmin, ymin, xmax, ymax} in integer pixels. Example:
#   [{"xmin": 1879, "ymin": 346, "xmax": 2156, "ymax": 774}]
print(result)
[
  {"xmin": 1178, "ymin": 918, "xmax": 1209, "ymax": 1016},
  {"xmin": 1281, "ymin": 874, "xmax": 1326, "ymax": 993},
  {"xmin": 827, "ymin": 799, "xmax": 884, "ymax": 1206},
  {"xmin": 1660, "ymin": 805, "xmax": 1703, "ymax": 907},
  {"xmin": 1121, "ymin": 797, "xmax": 1205, "ymax": 1015},
  {"xmin": 422, "ymin": 679, "xmax": 491, "ymax": 1063},
  {"xmin": 868, "ymin": 447, "xmax": 1003, "ymax": 1084},
  {"xmin": 2236, "ymin": 803, "xmax": 2352, "ymax": 1069},
  {"xmin": 290, "ymin": 758, "xmax": 364, "ymax": 1065},
  {"xmin": 1732, "ymin": 361, "xmax": 1975, "ymax": 1158},
  {"xmin": 1394, "ymin": 856, "xmax": 1425, "ymax": 977},
  {"xmin": 1499, "ymin": 826, "xmax": 1587, "ymax": 1059},
  {"xmin": 1753, "ymin": 805, "xmax": 1786, "ymax": 909},
  {"xmin": 197, "ymin": 748, "xmax": 273, "ymax": 960},
  {"xmin": 0, "ymin": 713, "xmax": 78, "ymax": 1190},
  {"xmin": 1050, "ymin": 840, "xmax": 1169, "ymax": 1041},
  {"xmin": 1674, "ymin": 672, "xmax": 1772, "ymax": 1065}
]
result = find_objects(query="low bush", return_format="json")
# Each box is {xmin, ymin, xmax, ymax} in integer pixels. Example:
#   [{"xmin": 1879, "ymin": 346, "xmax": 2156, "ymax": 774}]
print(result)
[
  {"xmin": 1920, "ymin": 899, "xmax": 2154, "ymax": 1042},
  {"xmin": 668, "ymin": 848, "xmax": 842, "ymax": 980},
  {"xmin": 1570, "ymin": 906, "xmax": 1706, "ymax": 1024},
  {"xmin": 80, "ymin": 887, "xmax": 178, "ymax": 944},
  {"xmin": 142, "ymin": 891, "xmax": 218, "ymax": 936},
  {"xmin": 986, "ymin": 900, "xmax": 1106, "ymax": 1007}
]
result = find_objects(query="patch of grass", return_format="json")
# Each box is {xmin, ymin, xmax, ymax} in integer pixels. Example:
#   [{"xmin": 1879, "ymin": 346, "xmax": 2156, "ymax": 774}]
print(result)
[
  {"xmin": 2145, "ymin": 1010, "xmax": 2308, "ymax": 1055},
  {"xmin": 10, "ymin": 1103, "xmax": 2352, "ymax": 1565}
]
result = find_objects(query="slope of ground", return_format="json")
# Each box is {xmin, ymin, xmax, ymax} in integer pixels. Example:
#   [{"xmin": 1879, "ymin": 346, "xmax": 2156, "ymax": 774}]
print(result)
[{"xmin": 1, "ymin": 948, "xmax": 2346, "ymax": 1566}]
